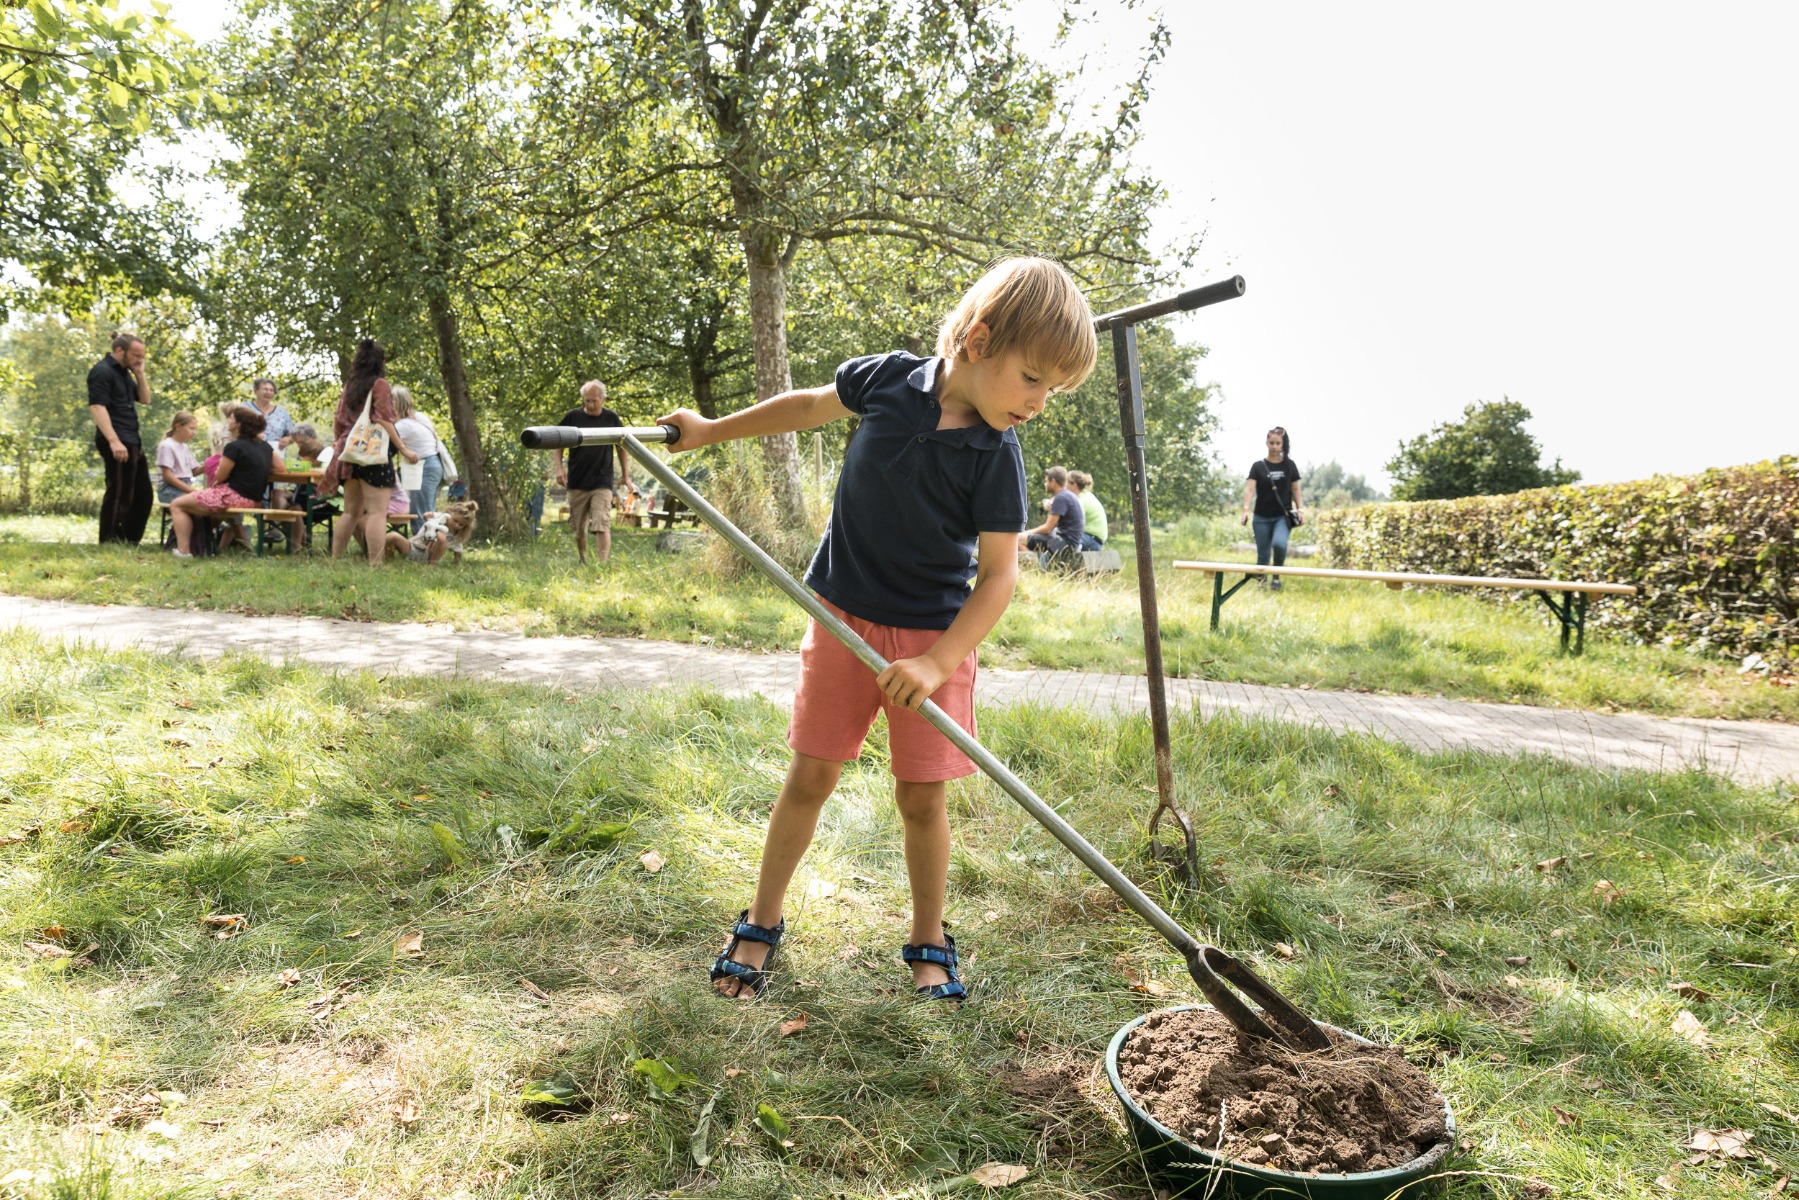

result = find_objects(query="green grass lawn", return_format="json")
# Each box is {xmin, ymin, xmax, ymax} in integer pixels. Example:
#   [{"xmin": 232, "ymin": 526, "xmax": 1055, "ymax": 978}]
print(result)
[
  {"xmin": 1, "ymin": 634, "xmax": 1795, "ymax": 1198},
  {"xmin": 0, "ymin": 512, "xmax": 1793, "ymax": 724}
]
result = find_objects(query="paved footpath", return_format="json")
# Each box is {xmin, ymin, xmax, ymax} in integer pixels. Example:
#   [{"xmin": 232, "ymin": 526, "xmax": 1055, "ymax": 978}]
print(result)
[{"xmin": 4, "ymin": 594, "xmax": 1796, "ymax": 786}]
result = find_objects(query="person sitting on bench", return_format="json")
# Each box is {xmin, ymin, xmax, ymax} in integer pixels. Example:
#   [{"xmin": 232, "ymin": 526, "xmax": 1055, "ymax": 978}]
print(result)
[
  {"xmin": 1017, "ymin": 465, "xmax": 1084, "ymax": 562},
  {"xmin": 168, "ymin": 405, "xmax": 273, "ymax": 559}
]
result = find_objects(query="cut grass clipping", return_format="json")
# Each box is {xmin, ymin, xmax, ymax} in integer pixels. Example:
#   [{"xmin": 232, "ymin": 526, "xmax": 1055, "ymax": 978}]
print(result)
[{"xmin": 0, "ymin": 631, "xmax": 1795, "ymax": 1197}]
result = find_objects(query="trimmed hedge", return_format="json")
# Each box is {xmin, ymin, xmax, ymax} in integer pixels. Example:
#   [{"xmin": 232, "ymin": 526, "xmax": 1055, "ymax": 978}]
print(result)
[{"xmin": 1315, "ymin": 457, "xmax": 1798, "ymax": 667}]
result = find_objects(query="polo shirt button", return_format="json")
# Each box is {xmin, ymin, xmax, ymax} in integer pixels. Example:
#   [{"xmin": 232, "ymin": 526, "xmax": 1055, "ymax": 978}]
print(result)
[{"xmin": 916, "ymin": 436, "xmax": 926, "ymax": 443}]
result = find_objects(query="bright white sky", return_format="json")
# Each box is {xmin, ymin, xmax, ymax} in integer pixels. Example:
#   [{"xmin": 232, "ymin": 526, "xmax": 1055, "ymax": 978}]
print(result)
[{"xmin": 165, "ymin": 0, "xmax": 1799, "ymax": 488}]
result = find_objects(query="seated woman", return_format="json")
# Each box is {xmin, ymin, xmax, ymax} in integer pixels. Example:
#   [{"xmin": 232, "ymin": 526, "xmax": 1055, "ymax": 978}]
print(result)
[{"xmin": 168, "ymin": 406, "xmax": 274, "ymax": 559}]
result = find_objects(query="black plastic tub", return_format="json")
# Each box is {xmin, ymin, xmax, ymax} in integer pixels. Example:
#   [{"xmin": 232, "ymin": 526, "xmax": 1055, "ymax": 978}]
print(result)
[{"xmin": 1105, "ymin": 1006, "xmax": 1457, "ymax": 1199}]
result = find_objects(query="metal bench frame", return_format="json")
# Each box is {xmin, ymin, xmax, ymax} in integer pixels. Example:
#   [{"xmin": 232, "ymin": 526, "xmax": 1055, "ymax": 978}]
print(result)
[{"xmin": 1176, "ymin": 561, "xmax": 1637, "ymax": 656}]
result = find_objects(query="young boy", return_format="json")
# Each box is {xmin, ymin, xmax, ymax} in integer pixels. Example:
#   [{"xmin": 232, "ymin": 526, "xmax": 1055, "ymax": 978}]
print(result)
[{"xmin": 657, "ymin": 257, "xmax": 1098, "ymax": 1002}]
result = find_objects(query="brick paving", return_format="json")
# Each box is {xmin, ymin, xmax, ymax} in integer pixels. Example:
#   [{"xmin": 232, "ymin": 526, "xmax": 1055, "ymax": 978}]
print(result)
[{"xmin": 3, "ymin": 594, "xmax": 1796, "ymax": 786}]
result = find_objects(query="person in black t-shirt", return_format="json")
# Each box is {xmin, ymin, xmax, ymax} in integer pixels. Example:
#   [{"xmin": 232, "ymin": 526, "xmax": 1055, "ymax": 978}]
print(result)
[
  {"xmin": 1240, "ymin": 426, "xmax": 1304, "ymax": 590},
  {"xmin": 552, "ymin": 380, "xmax": 632, "ymax": 565},
  {"xmin": 87, "ymin": 331, "xmax": 154, "ymax": 545}
]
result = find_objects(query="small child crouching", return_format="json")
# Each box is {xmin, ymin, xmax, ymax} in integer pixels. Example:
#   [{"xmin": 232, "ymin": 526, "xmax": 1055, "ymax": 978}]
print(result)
[{"xmin": 657, "ymin": 257, "xmax": 1098, "ymax": 1003}]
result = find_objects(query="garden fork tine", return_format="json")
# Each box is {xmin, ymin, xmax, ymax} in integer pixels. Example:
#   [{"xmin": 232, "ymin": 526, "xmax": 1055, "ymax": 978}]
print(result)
[{"xmin": 519, "ymin": 422, "xmax": 1332, "ymax": 1051}]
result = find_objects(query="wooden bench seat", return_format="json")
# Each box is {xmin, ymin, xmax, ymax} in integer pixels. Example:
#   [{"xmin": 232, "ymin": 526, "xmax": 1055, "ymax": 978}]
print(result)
[
  {"xmin": 226, "ymin": 507, "xmax": 305, "ymax": 558},
  {"xmin": 1174, "ymin": 560, "xmax": 1637, "ymax": 655}
]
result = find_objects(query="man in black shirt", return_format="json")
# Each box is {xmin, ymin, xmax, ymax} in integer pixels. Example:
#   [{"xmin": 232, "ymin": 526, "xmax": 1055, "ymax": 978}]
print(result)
[
  {"xmin": 552, "ymin": 380, "xmax": 632, "ymax": 565},
  {"xmin": 87, "ymin": 331, "xmax": 154, "ymax": 545}
]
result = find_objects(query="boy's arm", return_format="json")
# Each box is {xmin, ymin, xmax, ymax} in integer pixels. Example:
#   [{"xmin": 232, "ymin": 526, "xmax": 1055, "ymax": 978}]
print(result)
[
  {"xmin": 876, "ymin": 530, "xmax": 1020, "ymax": 712},
  {"xmin": 657, "ymin": 384, "xmax": 850, "ymax": 451}
]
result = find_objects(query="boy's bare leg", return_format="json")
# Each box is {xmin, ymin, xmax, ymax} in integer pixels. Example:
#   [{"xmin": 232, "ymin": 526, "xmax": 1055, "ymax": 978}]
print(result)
[
  {"xmin": 714, "ymin": 751, "xmax": 842, "ymax": 998},
  {"xmin": 894, "ymin": 779, "xmax": 953, "ymax": 991}
]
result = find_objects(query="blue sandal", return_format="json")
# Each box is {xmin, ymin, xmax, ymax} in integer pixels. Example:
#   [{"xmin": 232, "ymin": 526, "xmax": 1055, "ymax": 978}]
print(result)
[
  {"xmin": 710, "ymin": 909, "xmax": 784, "ymax": 997},
  {"xmin": 901, "ymin": 932, "xmax": 968, "ymax": 1001}
]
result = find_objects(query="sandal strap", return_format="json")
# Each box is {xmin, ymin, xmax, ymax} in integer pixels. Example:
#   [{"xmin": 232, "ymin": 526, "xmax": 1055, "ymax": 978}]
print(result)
[
  {"xmin": 916, "ymin": 979, "xmax": 968, "ymax": 1001},
  {"xmin": 900, "ymin": 933, "xmax": 958, "ymax": 970},
  {"xmin": 730, "ymin": 909, "xmax": 785, "ymax": 948},
  {"xmin": 710, "ymin": 955, "xmax": 768, "ymax": 991}
]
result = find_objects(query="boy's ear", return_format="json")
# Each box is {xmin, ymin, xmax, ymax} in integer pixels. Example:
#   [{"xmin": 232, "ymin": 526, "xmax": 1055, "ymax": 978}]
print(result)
[{"xmin": 961, "ymin": 321, "xmax": 991, "ymax": 362}]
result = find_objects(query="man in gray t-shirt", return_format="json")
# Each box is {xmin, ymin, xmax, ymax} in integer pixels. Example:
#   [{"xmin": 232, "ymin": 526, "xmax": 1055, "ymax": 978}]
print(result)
[{"xmin": 1018, "ymin": 464, "xmax": 1084, "ymax": 559}]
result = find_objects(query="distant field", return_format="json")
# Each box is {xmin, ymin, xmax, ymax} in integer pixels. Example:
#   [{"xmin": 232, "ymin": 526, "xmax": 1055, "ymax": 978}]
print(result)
[{"xmin": 0, "ymin": 512, "xmax": 1791, "ymax": 724}]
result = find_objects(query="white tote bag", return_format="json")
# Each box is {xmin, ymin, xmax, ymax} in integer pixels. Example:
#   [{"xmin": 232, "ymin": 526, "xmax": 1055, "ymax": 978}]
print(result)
[{"xmin": 339, "ymin": 390, "xmax": 390, "ymax": 466}]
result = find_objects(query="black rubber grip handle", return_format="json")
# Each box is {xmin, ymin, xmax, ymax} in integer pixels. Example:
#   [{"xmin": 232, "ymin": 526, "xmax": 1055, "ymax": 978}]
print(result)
[
  {"xmin": 519, "ymin": 424, "xmax": 682, "ymax": 449},
  {"xmin": 1176, "ymin": 275, "xmax": 1247, "ymax": 312}
]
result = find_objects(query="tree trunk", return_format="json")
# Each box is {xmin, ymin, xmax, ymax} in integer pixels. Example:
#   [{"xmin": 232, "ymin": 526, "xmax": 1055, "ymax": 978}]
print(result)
[
  {"xmin": 742, "ymin": 224, "xmax": 807, "ymax": 530},
  {"xmin": 425, "ymin": 290, "xmax": 501, "ymax": 528}
]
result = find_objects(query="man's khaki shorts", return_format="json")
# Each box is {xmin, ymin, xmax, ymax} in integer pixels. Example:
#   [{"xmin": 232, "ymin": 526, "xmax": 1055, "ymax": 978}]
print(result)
[{"xmin": 568, "ymin": 487, "xmax": 613, "ymax": 534}]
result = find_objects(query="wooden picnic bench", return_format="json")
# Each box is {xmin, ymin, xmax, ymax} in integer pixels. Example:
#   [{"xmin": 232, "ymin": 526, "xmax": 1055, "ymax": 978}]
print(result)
[
  {"xmin": 647, "ymin": 494, "xmax": 700, "ymax": 528},
  {"xmin": 1173, "ymin": 560, "xmax": 1637, "ymax": 655}
]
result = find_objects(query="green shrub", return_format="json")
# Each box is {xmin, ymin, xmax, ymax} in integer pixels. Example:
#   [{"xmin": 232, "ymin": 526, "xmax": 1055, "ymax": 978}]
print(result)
[
  {"xmin": 1315, "ymin": 457, "xmax": 1798, "ymax": 667},
  {"xmin": 0, "ymin": 432, "xmax": 103, "ymax": 515}
]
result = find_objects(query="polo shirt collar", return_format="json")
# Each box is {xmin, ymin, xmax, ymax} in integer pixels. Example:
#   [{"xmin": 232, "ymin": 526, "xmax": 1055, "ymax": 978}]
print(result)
[{"xmin": 905, "ymin": 356, "xmax": 1012, "ymax": 451}]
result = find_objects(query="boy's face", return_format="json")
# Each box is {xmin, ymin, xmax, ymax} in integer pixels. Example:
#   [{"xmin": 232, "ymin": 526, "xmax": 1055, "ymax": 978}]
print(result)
[{"xmin": 965, "ymin": 345, "xmax": 1055, "ymax": 433}]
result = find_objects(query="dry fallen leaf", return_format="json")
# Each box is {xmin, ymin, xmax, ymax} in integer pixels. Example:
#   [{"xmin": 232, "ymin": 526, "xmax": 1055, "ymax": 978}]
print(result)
[
  {"xmin": 1504, "ymin": 974, "xmax": 1527, "ymax": 989},
  {"xmin": 521, "ymin": 979, "xmax": 552, "ymax": 1002},
  {"xmin": 1592, "ymin": 880, "xmax": 1622, "ymax": 904},
  {"xmin": 1760, "ymin": 1102, "xmax": 1799, "ymax": 1124},
  {"xmin": 1130, "ymin": 979, "xmax": 1174, "ymax": 997},
  {"xmin": 778, "ymin": 1011, "xmax": 810, "ymax": 1038},
  {"xmin": 396, "ymin": 930, "xmax": 424, "ymax": 956},
  {"xmin": 393, "ymin": 1096, "xmax": 420, "ymax": 1126},
  {"xmin": 71, "ymin": 1036, "xmax": 99, "ymax": 1055},
  {"xmin": 1655, "ymin": 1165, "xmax": 1682, "ymax": 1192},
  {"xmin": 1273, "ymin": 942, "xmax": 1297, "ymax": 960},
  {"xmin": 803, "ymin": 878, "xmax": 838, "ymax": 899},
  {"xmin": 1535, "ymin": 856, "xmax": 1567, "ymax": 872},
  {"xmin": 40, "ymin": 925, "xmax": 66, "ymax": 941},
  {"xmin": 1551, "ymin": 1105, "xmax": 1579, "ymax": 1127},
  {"xmin": 606, "ymin": 1111, "xmax": 636, "ymax": 1124},
  {"xmin": 639, "ymin": 850, "xmax": 666, "ymax": 874},
  {"xmin": 285, "ymin": 856, "xmax": 306, "ymax": 865},
  {"xmin": 1668, "ymin": 981, "xmax": 1713, "ymax": 1003},
  {"xmin": 201, "ymin": 914, "xmax": 247, "ymax": 941},
  {"xmin": 970, "ymin": 1162, "xmax": 1030, "ymax": 1188},
  {"xmin": 1683, "ymin": 1128, "xmax": 1753, "ymax": 1159},
  {"xmin": 1671, "ymin": 1010, "xmax": 1711, "ymax": 1046},
  {"xmin": 982, "ymin": 910, "xmax": 999, "ymax": 922},
  {"xmin": 24, "ymin": 940, "xmax": 73, "ymax": 959},
  {"xmin": 1504, "ymin": 955, "xmax": 1530, "ymax": 967},
  {"xmin": 277, "ymin": 968, "xmax": 301, "ymax": 989},
  {"xmin": 837, "ymin": 944, "xmax": 860, "ymax": 960}
]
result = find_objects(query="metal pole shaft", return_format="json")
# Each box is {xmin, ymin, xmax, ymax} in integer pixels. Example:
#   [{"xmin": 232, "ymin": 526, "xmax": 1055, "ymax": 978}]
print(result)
[
  {"xmin": 1113, "ymin": 326, "xmax": 1180, "ymax": 836},
  {"xmin": 618, "ymin": 434, "xmax": 1202, "ymax": 958}
]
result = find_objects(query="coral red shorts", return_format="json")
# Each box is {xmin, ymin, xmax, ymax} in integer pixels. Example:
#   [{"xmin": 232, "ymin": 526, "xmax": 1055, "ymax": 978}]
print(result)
[{"xmin": 787, "ymin": 598, "xmax": 978, "ymax": 783}]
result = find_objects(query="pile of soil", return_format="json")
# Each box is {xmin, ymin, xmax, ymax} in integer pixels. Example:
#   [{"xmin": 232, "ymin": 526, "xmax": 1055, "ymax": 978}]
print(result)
[{"xmin": 1117, "ymin": 1009, "xmax": 1446, "ymax": 1175}]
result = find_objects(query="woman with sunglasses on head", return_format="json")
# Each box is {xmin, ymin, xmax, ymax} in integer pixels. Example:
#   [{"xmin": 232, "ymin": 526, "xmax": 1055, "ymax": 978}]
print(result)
[{"xmin": 1240, "ymin": 426, "xmax": 1303, "ymax": 590}]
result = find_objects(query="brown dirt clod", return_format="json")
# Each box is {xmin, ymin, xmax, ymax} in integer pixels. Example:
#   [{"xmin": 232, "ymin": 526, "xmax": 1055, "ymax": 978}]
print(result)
[{"xmin": 1117, "ymin": 1009, "xmax": 1446, "ymax": 1175}]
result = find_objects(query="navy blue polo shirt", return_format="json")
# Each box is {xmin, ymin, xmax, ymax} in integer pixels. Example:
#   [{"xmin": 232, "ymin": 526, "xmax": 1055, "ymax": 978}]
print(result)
[{"xmin": 804, "ymin": 352, "xmax": 1028, "ymax": 630}]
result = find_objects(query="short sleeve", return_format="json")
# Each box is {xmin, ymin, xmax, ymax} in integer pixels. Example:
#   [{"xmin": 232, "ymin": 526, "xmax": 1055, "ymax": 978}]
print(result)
[
  {"xmin": 833, "ymin": 354, "xmax": 889, "ymax": 415},
  {"xmin": 370, "ymin": 378, "xmax": 396, "ymax": 424},
  {"xmin": 971, "ymin": 440, "xmax": 1029, "ymax": 533},
  {"xmin": 1246, "ymin": 462, "xmax": 1260, "ymax": 481},
  {"xmin": 223, "ymin": 442, "xmax": 245, "ymax": 468},
  {"xmin": 1289, "ymin": 462, "xmax": 1302, "ymax": 481},
  {"xmin": 155, "ymin": 440, "xmax": 177, "ymax": 471}
]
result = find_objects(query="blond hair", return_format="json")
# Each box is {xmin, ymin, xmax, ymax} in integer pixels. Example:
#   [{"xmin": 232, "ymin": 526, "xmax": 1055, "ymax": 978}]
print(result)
[
  {"xmin": 391, "ymin": 386, "xmax": 415, "ymax": 418},
  {"xmin": 935, "ymin": 257, "xmax": 1098, "ymax": 391}
]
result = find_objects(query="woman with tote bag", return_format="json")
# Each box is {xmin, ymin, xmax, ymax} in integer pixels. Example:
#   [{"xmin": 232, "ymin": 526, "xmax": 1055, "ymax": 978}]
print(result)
[{"xmin": 324, "ymin": 338, "xmax": 419, "ymax": 564}]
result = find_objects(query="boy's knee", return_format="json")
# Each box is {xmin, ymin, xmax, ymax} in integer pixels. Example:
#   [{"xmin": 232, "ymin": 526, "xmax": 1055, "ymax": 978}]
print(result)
[
  {"xmin": 893, "ymin": 779, "xmax": 947, "ymax": 822},
  {"xmin": 785, "ymin": 752, "xmax": 842, "ymax": 799}
]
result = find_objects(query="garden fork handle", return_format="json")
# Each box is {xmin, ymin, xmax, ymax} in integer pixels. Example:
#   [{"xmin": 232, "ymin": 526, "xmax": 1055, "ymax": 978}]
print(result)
[{"xmin": 612, "ymin": 434, "xmax": 1331, "ymax": 1051}]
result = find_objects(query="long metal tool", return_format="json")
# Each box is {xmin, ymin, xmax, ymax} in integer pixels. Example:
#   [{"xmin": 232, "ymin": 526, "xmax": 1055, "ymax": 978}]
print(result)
[
  {"xmin": 520, "ymin": 418, "xmax": 1329, "ymax": 1050},
  {"xmin": 1093, "ymin": 276, "xmax": 1247, "ymax": 890}
]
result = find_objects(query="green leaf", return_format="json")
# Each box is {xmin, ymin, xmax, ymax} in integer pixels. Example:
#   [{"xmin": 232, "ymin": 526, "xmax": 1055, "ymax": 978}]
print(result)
[
  {"xmin": 429, "ymin": 823, "xmax": 469, "ymax": 869},
  {"xmin": 631, "ymin": 1057, "xmax": 696, "ymax": 1099},
  {"xmin": 689, "ymin": 1093, "xmax": 718, "ymax": 1167},
  {"xmin": 754, "ymin": 1101, "xmax": 793, "ymax": 1148},
  {"xmin": 518, "ymin": 1078, "xmax": 584, "ymax": 1107}
]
